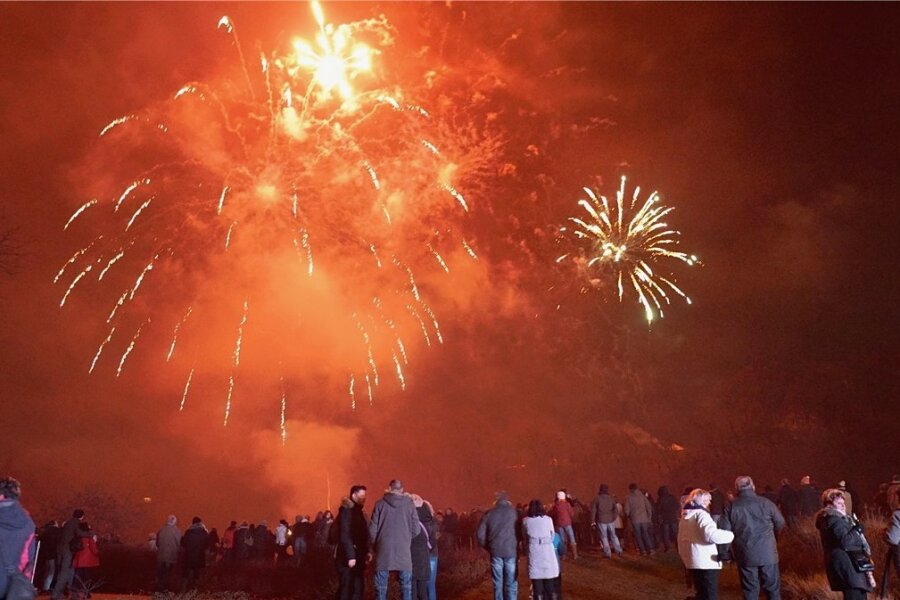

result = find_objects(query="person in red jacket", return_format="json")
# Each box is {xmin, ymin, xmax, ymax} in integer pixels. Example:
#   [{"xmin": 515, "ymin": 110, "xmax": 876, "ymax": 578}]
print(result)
[
  {"xmin": 72, "ymin": 523, "xmax": 100, "ymax": 597},
  {"xmin": 552, "ymin": 490, "xmax": 578, "ymax": 560}
]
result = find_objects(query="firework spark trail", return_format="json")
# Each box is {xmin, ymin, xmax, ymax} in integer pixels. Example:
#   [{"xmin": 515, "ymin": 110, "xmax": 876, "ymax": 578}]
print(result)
[
  {"xmin": 391, "ymin": 350, "xmax": 406, "ymax": 390},
  {"xmin": 98, "ymin": 249, "xmax": 126, "ymax": 280},
  {"xmin": 233, "ymin": 300, "xmax": 248, "ymax": 367},
  {"xmin": 420, "ymin": 302, "xmax": 443, "ymax": 344},
  {"xmin": 114, "ymin": 178, "xmax": 151, "ymax": 212},
  {"xmin": 361, "ymin": 160, "xmax": 380, "ymax": 190},
  {"xmin": 223, "ymin": 374, "xmax": 235, "ymax": 426},
  {"xmin": 405, "ymin": 304, "xmax": 431, "ymax": 347},
  {"xmin": 427, "ymin": 242, "xmax": 450, "ymax": 273},
  {"xmin": 279, "ymin": 377, "xmax": 288, "ymax": 445},
  {"xmin": 225, "ymin": 221, "xmax": 237, "ymax": 249},
  {"xmin": 129, "ymin": 256, "xmax": 158, "ymax": 301},
  {"xmin": 116, "ymin": 318, "xmax": 150, "ymax": 378},
  {"xmin": 64, "ymin": 200, "xmax": 97, "ymax": 230},
  {"xmin": 59, "ymin": 264, "xmax": 93, "ymax": 307},
  {"xmin": 125, "ymin": 196, "xmax": 154, "ymax": 231},
  {"xmin": 462, "ymin": 239, "xmax": 478, "ymax": 260},
  {"xmin": 166, "ymin": 306, "xmax": 193, "ymax": 362},
  {"xmin": 217, "ymin": 16, "xmax": 255, "ymax": 101},
  {"xmin": 440, "ymin": 183, "xmax": 469, "ymax": 212},
  {"xmin": 180, "ymin": 368, "xmax": 194, "ymax": 411},
  {"xmin": 88, "ymin": 326, "xmax": 116, "ymax": 374},
  {"xmin": 300, "ymin": 229, "xmax": 313, "ymax": 276},
  {"xmin": 348, "ymin": 374, "xmax": 356, "ymax": 411},
  {"xmin": 54, "ymin": 237, "xmax": 102, "ymax": 284},
  {"xmin": 562, "ymin": 175, "xmax": 697, "ymax": 323},
  {"xmin": 354, "ymin": 317, "xmax": 379, "ymax": 385},
  {"xmin": 421, "ymin": 139, "xmax": 440, "ymax": 155},
  {"xmin": 392, "ymin": 257, "xmax": 420, "ymax": 301},
  {"xmin": 107, "ymin": 290, "xmax": 128, "ymax": 323},
  {"xmin": 368, "ymin": 243, "xmax": 382, "ymax": 268},
  {"xmin": 100, "ymin": 115, "xmax": 168, "ymax": 137},
  {"xmin": 365, "ymin": 373, "xmax": 373, "ymax": 405},
  {"xmin": 217, "ymin": 186, "xmax": 230, "ymax": 215}
]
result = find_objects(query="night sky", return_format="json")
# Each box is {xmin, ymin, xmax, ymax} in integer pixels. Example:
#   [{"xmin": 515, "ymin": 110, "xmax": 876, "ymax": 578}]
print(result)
[{"xmin": 1, "ymin": 2, "xmax": 898, "ymax": 539}]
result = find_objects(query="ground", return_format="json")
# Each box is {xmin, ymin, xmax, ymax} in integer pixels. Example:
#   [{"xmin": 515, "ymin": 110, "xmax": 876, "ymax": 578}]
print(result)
[{"xmin": 458, "ymin": 547, "xmax": 744, "ymax": 600}]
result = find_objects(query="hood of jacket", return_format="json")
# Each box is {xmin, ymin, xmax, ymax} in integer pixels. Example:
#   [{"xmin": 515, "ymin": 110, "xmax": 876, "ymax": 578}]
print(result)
[
  {"xmin": 0, "ymin": 499, "xmax": 31, "ymax": 532},
  {"xmin": 341, "ymin": 496, "xmax": 355, "ymax": 509},
  {"xmin": 815, "ymin": 506, "xmax": 844, "ymax": 530},
  {"xmin": 382, "ymin": 491, "xmax": 409, "ymax": 508}
]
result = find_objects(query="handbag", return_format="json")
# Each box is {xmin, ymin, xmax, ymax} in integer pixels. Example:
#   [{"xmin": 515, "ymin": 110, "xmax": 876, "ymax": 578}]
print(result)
[{"xmin": 847, "ymin": 549, "xmax": 875, "ymax": 572}]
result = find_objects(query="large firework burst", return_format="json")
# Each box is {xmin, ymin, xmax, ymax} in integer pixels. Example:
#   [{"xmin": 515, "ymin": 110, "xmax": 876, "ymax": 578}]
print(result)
[
  {"xmin": 557, "ymin": 175, "xmax": 698, "ymax": 323},
  {"xmin": 56, "ymin": 2, "xmax": 486, "ymax": 436}
]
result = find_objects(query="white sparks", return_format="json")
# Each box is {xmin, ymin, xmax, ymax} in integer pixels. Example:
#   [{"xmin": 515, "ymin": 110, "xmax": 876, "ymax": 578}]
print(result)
[
  {"xmin": 125, "ymin": 195, "xmax": 154, "ymax": 231},
  {"xmin": 440, "ymin": 183, "xmax": 469, "ymax": 212},
  {"xmin": 107, "ymin": 289, "xmax": 128, "ymax": 323},
  {"xmin": 421, "ymin": 302, "xmax": 443, "ymax": 344},
  {"xmin": 365, "ymin": 373, "xmax": 373, "ymax": 405},
  {"xmin": 166, "ymin": 306, "xmax": 193, "ymax": 362},
  {"xmin": 368, "ymin": 243, "xmax": 382, "ymax": 268},
  {"xmin": 421, "ymin": 139, "xmax": 440, "ymax": 155},
  {"xmin": 349, "ymin": 374, "xmax": 356, "ymax": 410},
  {"xmin": 362, "ymin": 160, "xmax": 380, "ymax": 190},
  {"xmin": 280, "ymin": 379, "xmax": 287, "ymax": 445},
  {"xmin": 98, "ymin": 249, "xmax": 125, "ymax": 280},
  {"xmin": 300, "ymin": 229, "xmax": 313, "ymax": 276},
  {"xmin": 233, "ymin": 299, "xmax": 248, "ymax": 367},
  {"xmin": 179, "ymin": 368, "xmax": 194, "ymax": 411},
  {"xmin": 64, "ymin": 199, "xmax": 97, "ymax": 230},
  {"xmin": 217, "ymin": 16, "xmax": 233, "ymax": 33},
  {"xmin": 217, "ymin": 186, "xmax": 230, "ymax": 215},
  {"xmin": 225, "ymin": 221, "xmax": 237, "ymax": 249},
  {"xmin": 223, "ymin": 375, "xmax": 235, "ymax": 426},
  {"xmin": 116, "ymin": 319, "xmax": 150, "ymax": 378},
  {"xmin": 174, "ymin": 85, "xmax": 199, "ymax": 100},
  {"xmin": 115, "ymin": 178, "xmax": 151, "ymax": 212},
  {"xmin": 60, "ymin": 264, "xmax": 92, "ymax": 308},
  {"xmin": 392, "ymin": 350, "xmax": 406, "ymax": 390},
  {"xmin": 54, "ymin": 237, "xmax": 101, "ymax": 284},
  {"xmin": 88, "ymin": 326, "xmax": 116, "ymax": 374},
  {"xmin": 427, "ymin": 243, "xmax": 450, "ymax": 273},
  {"xmin": 462, "ymin": 239, "xmax": 478, "ymax": 260},
  {"xmin": 129, "ymin": 256, "xmax": 158, "ymax": 301}
]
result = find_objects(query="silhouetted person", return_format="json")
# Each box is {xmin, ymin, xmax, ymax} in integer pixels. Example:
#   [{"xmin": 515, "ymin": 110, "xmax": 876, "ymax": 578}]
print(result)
[
  {"xmin": 53, "ymin": 508, "xmax": 90, "ymax": 600},
  {"xmin": 722, "ymin": 476, "xmax": 786, "ymax": 600},
  {"xmin": 368, "ymin": 479, "xmax": 420, "ymax": 600},
  {"xmin": 0, "ymin": 477, "xmax": 36, "ymax": 600},
  {"xmin": 625, "ymin": 483, "xmax": 655, "ymax": 556},
  {"xmin": 777, "ymin": 480, "xmax": 800, "ymax": 528},
  {"xmin": 657, "ymin": 486, "xmax": 680, "ymax": 553},
  {"xmin": 477, "ymin": 491, "xmax": 519, "ymax": 600},
  {"xmin": 336, "ymin": 485, "xmax": 370, "ymax": 600},
  {"xmin": 799, "ymin": 476, "xmax": 820, "ymax": 517},
  {"xmin": 590, "ymin": 484, "xmax": 622, "ymax": 559},
  {"xmin": 180, "ymin": 516, "xmax": 209, "ymax": 590},
  {"xmin": 37, "ymin": 520, "xmax": 61, "ymax": 593},
  {"xmin": 156, "ymin": 514, "xmax": 182, "ymax": 592},
  {"xmin": 709, "ymin": 484, "xmax": 726, "ymax": 524}
]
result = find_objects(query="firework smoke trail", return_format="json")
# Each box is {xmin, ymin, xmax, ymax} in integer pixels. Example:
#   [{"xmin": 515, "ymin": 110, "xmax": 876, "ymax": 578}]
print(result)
[
  {"xmin": 179, "ymin": 368, "xmax": 194, "ymax": 411},
  {"xmin": 63, "ymin": 0, "xmax": 489, "ymax": 425},
  {"xmin": 166, "ymin": 306, "xmax": 193, "ymax": 362},
  {"xmin": 560, "ymin": 175, "xmax": 698, "ymax": 323},
  {"xmin": 117, "ymin": 319, "xmax": 150, "ymax": 378}
]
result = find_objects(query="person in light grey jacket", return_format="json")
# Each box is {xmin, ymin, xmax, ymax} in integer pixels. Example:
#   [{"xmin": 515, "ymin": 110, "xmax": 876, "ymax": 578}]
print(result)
[
  {"xmin": 156, "ymin": 515, "xmax": 182, "ymax": 592},
  {"xmin": 624, "ymin": 483, "xmax": 655, "ymax": 556},
  {"xmin": 369, "ymin": 480, "xmax": 420, "ymax": 600}
]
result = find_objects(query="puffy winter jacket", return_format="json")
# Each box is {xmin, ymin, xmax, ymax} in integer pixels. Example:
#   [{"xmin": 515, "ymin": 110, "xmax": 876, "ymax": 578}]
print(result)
[{"xmin": 677, "ymin": 507, "xmax": 734, "ymax": 570}]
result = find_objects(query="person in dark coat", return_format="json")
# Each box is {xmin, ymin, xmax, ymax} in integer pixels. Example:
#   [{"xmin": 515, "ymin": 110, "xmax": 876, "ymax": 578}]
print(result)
[
  {"xmin": 657, "ymin": 486, "xmax": 681, "ymax": 553},
  {"xmin": 291, "ymin": 516, "xmax": 312, "ymax": 568},
  {"xmin": 721, "ymin": 476, "xmax": 786, "ymax": 600},
  {"xmin": 0, "ymin": 477, "xmax": 36, "ymax": 600},
  {"xmin": 441, "ymin": 509, "xmax": 458, "ymax": 551},
  {"xmin": 799, "ymin": 476, "xmax": 820, "ymax": 518},
  {"xmin": 52, "ymin": 508, "xmax": 90, "ymax": 600},
  {"xmin": 336, "ymin": 485, "xmax": 370, "ymax": 600},
  {"xmin": 410, "ymin": 496, "xmax": 435, "ymax": 600},
  {"xmin": 709, "ymin": 484, "xmax": 726, "ymax": 524},
  {"xmin": 37, "ymin": 520, "xmax": 61, "ymax": 593},
  {"xmin": 180, "ymin": 517, "xmax": 210, "ymax": 590},
  {"xmin": 233, "ymin": 521, "xmax": 252, "ymax": 563},
  {"xmin": 761, "ymin": 486, "xmax": 778, "ymax": 504},
  {"xmin": 368, "ymin": 480, "xmax": 420, "ymax": 600},
  {"xmin": 476, "ymin": 491, "xmax": 519, "ymax": 600},
  {"xmin": 816, "ymin": 488, "xmax": 874, "ymax": 600},
  {"xmin": 776, "ymin": 480, "xmax": 800, "ymax": 528},
  {"xmin": 253, "ymin": 520, "xmax": 274, "ymax": 565}
]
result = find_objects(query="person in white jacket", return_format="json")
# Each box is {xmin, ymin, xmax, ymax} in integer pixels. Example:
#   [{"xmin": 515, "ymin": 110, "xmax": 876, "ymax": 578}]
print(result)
[{"xmin": 678, "ymin": 488, "xmax": 735, "ymax": 600}]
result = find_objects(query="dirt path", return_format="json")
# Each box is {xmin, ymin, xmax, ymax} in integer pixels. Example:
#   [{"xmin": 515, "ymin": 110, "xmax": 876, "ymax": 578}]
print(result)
[{"xmin": 458, "ymin": 547, "xmax": 744, "ymax": 600}]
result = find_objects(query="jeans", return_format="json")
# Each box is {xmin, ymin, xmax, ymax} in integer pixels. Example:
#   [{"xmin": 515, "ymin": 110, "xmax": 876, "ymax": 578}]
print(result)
[
  {"xmin": 41, "ymin": 558, "xmax": 57, "ymax": 592},
  {"xmin": 738, "ymin": 563, "xmax": 781, "ymax": 600},
  {"xmin": 375, "ymin": 570, "xmax": 412, "ymax": 600},
  {"xmin": 490, "ymin": 556, "xmax": 517, "ymax": 600},
  {"xmin": 51, "ymin": 553, "xmax": 74, "ymax": 599},
  {"xmin": 156, "ymin": 561, "xmax": 175, "ymax": 592},
  {"xmin": 428, "ymin": 557, "xmax": 438, "ymax": 600},
  {"xmin": 596, "ymin": 522, "xmax": 622, "ymax": 556},
  {"xmin": 632, "ymin": 522, "xmax": 654, "ymax": 553},
  {"xmin": 556, "ymin": 525, "xmax": 576, "ymax": 555}
]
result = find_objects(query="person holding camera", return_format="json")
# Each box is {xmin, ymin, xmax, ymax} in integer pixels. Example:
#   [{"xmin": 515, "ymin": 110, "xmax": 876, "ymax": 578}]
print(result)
[{"xmin": 815, "ymin": 488, "xmax": 875, "ymax": 600}]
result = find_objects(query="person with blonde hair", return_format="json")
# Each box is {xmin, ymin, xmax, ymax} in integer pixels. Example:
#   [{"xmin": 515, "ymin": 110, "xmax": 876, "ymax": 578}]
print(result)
[
  {"xmin": 815, "ymin": 488, "xmax": 874, "ymax": 600},
  {"xmin": 678, "ymin": 488, "xmax": 735, "ymax": 600}
]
